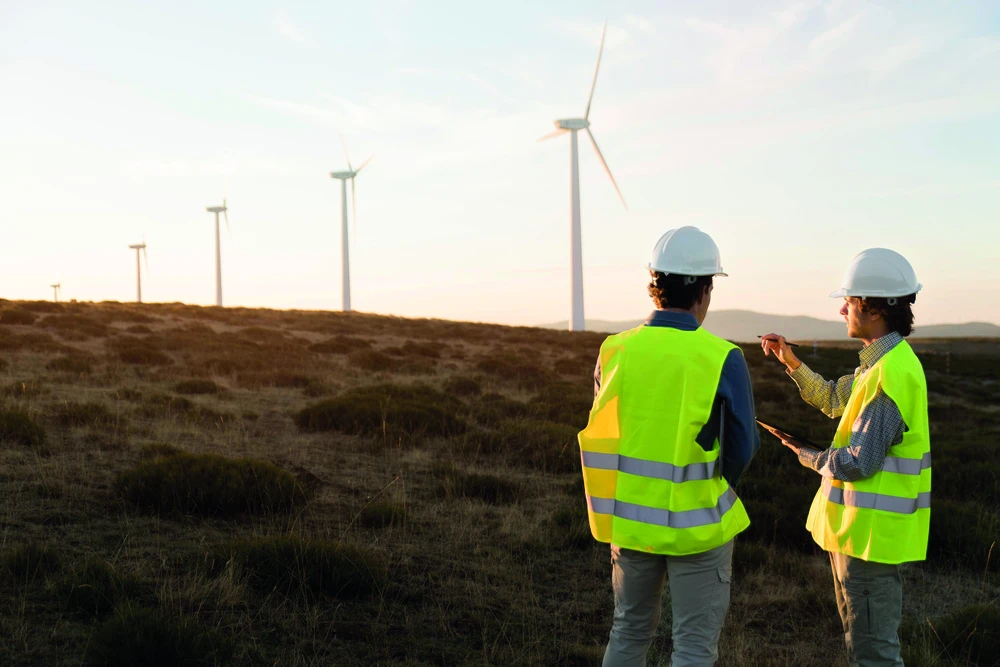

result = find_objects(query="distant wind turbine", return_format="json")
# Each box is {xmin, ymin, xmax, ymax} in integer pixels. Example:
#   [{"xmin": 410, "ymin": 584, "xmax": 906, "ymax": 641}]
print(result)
[
  {"xmin": 205, "ymin": 200, "xmax": 230, "ymax": 307},
  {"xmin": 128, "ymin": 240, "xmax": 149, "ymax": 303},
  {"xmin": 50, "ymin": 282, "xmax": 61, "ymax": 302},
  {"xmin": 330, "ymin": 135, "xmax": 374, "ymax": 312},
  {"xmin": 538, "ymin": 21, "xmax": 626, "ymax": 332}
]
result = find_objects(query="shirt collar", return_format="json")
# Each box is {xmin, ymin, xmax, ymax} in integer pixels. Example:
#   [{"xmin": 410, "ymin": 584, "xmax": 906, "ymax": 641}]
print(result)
[
  {"xmin": 858, "ymin": 331, "xmax": 903, "ymax": 368},
  {"xmin": 644, "ymin": 310, "xmax": 700, "ymax": 331}
]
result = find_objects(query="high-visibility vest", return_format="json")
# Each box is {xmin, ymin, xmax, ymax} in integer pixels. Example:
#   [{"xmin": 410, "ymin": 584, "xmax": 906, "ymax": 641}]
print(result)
[
  {"xmin": 578, "ymin": 324, "xmax": 750, "ymax": 556},
  {"xmin": 806, "ymin": 340, "xmax": 931, "ymax": 564}
]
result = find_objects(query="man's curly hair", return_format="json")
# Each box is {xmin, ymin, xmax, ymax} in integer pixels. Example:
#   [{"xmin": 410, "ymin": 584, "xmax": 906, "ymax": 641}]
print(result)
[
  {"xmin": 858, "ymin": 295, "xmax": 916, "ymax": 337},
  {"xmin": 647, "ymin": 272, "xmax": 713, "ymax": 310}
]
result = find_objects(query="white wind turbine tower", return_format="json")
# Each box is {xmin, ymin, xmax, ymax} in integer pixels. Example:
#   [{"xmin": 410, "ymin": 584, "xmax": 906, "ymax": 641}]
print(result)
[
  {"xmin": 538, "ymin": 21, "xmax": 626, "ymax": 332},
  {"xmin": 50, "ymin": 282, "xmax": 61, "ymax": 302},
  {"xmin": 205, "ymin": 200, "xmax": 230, "ymax": 307},
  {"xmin": 330, "ymin": 135, "xmax": 374, "ymax": 312},
  {"xmin": 128, "ymin": 240, "xmax": 149, "ymax": 303}
]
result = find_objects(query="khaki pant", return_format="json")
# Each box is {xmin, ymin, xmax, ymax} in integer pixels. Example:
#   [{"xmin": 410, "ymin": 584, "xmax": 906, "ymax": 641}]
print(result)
[
  {"xmin": 603, "ymin": 540, "xmax": 734, "ymax": 667},
  {"xmin": 829, "ymin": 551, "xmax": 905, "ymax": 667}
]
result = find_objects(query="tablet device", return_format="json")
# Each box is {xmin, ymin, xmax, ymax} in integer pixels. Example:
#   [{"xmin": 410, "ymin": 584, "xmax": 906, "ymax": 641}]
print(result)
[{"xmin": 755, "ymin": 419, "xmax": 825, "ymax": 450}]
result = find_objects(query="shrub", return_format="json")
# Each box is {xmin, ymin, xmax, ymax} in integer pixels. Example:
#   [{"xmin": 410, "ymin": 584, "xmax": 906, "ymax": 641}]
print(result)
[
  {"xmin": 0, "ymin": 407, "xmax": 46, "ymax": 446},
  {"xmin": 87, "ymin": 601, "xmax": 233, "ymax": 666},
  {"xmin": 56, "ymin": 557, "xmax": 152, "ymax": 616},
  {"xmin": 237, "ymin": 371, "xmax": 315, "ymax": 390},
  {"xmin": 295, "ymin": 384, "xmax": 465, "ymax": 438},
  {"xmin": 472, "ymin": 393, "xmax": 531, "ymax": 427},
  {"xmin": 475, "ymin": 355, "xmax": 554, "ymax": 389},
  {"xmin": 3, "ymin": 379, "xmax": 43, "ymax": 398},
  {"xmin": 927, "ymin": 500, "xmax": 1000, "ymax": 572},
  {"xmin": 2, "ymin": 542, "xmax": 61, "ymax": 581},
  {"xmin": 401, "ymin": 340, "xmax": 441, "ymax": 359},
  {"xmin": 433, "ymin": 463, "xmax": 521, "ymax": 504},
  {"xmin": 173, "ymin": 379, "xmax": 223, "ymax": 395},
  {"xmin": 137, "ymin": 443, "xmax": 185, "ymax": 460},
  {"xmin": 931, "ymin": 604, "xmax": 1000, "ymax": 665},
  {"xmin": 349, "ymin": 349, "xmax": 397, "ymax": 372},
  {"xmin": 444, "ymin": 376, "xmax": 482, "ymax": 398},
  {"xmin": 39, "ymin": 314, "xmax": 109, "ymax": 338},
  {"xmin": 53, "ymin": 401, "xmax": 122, "ymax": 428},
  {"xmin": 0, "ymin": 309, "xmax": 37, "ymax": 325},
  {"xmin": 125, "ymin": 324, "xmax": 153, "ymax": 334},
  {"xmin": 531, "ymin": 382, "xmax": 593, "ymax": 429},
  {"xmin": 110, "ymin": 337, "xmax": 172, "ymax": 366},
  {"xmin": 116, "ymin": 452, "xmax": 310, "ymax": 517},
  {"xmin": 214, "ymin": 535, "xmax": 383, "ymax": 599},
  {"xmin": 465, "ymin": 419, "xmax": 580, "ymax": 473},
  {"xmin": 309, "ymin": 335, "xmax": 373, "ymax": 355},
  {"xmin": 46, "ymin": 354, "xmax": 94, "ymax": 374},
  {"xmin": 358, "ymin": 501, "xmax": 408, "ymax": 528},
  {"xmin": 550, "ymin": 499, "xmax": 593, "ymax": 550}
]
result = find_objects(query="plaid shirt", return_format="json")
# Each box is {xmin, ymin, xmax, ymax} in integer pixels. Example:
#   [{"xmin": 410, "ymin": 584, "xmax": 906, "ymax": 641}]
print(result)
[{"xmin": 789, "ymin": 332, "xmax": 906, "ymax": 481}]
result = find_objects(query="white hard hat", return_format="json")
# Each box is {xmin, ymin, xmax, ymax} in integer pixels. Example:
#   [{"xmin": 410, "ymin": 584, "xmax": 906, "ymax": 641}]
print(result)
[
  {"xmin": 829, "ymin": 248, "xmax": 922, "ymax": 299},
  {"xmin": 648, "ymin": 226, "xmax": 727, "ymax": 277}
]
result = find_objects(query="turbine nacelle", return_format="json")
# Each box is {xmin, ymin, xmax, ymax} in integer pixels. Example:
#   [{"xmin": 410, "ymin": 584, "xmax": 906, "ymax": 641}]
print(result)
[
  {"xmin": 330, "ymin": 171, "xmax": 356, "ymax": 180},
  {"xmin": 128, "ymin": 243, "xmax": 146, "ymax": 250},
  {"xmin": 206, "ymin": 206, "xmax": 227, "ymax": 214},
  {"xmin": 555, "ymin": 118, "xmax": 590, "ymax": 131}
]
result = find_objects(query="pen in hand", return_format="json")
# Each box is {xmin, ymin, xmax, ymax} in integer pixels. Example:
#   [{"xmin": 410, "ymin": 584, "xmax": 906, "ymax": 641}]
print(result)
[{"xmin": 757, "ymin": 335, "xmax": 800, "ymax": 348}]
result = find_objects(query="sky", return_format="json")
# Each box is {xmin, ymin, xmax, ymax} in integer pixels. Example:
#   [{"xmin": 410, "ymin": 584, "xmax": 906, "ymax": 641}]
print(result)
[{"xmin": 2, "ymin": 1, "xmax": 998, "ymax": 327}]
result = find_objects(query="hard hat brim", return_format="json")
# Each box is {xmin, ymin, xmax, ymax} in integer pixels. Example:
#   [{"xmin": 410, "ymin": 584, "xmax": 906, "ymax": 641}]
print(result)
[{"xmin": 829, "ymin": 283, "xmax": 923, "ymax": 299}]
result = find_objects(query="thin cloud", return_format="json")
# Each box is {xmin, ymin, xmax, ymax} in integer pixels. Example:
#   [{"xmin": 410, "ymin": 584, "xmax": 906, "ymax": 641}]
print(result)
[
  {"xmin": 623, "ymin": 13, "xmax": 656, "ymax": 36},
  {"xmin": 275, "ymin": 9, "xmax": 311, "ymax": 45},
  {"xmin": 809, "ymin": 11, "xmax": 866, "ymax": 51}
]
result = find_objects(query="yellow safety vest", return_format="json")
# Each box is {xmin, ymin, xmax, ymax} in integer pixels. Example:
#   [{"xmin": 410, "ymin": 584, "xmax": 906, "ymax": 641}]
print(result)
[
  {"xmin": 806, "ymin": 340, "xmax": 931, "ymax": 564},
  {"xmin": 578, "ymin": 325, "xmax": 750, "ymax": 556}
]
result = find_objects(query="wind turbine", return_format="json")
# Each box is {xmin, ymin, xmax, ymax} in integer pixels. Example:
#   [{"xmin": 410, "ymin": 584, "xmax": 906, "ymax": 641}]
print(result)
[
  {"xmin": 329, "ymin": 135, "xmax": 374, "ymax": 312},
  {"xmin": 205, "ymin": 200, "xmax": 229, "ymax": 307},
  {"xmin": 538, "ymin": 21, "xmax": 626, "ymax": 332},
  {"xmin": 128, "ymin": 240, "xmax": 148, "ymax": 303},
  {"xmin": 50, "ymin": 282, "xmax": 61, "ymax": 302}
]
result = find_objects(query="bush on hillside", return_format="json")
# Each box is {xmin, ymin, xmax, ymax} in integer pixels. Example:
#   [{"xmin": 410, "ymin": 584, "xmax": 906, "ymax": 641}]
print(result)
[
  {"xmin": 0, "ymin": 407, "xmax": 46, "ymax": 446},
  {"xmin": 86, "ymin": 601, "xmax": 233, "ymax": 667},
  {"xmin": 309, "ymin": 335, "xmax": 373, "ymax": 355},
  {"xmin": 295, "ymin": 384, "xmax": 465, "ymax": 438},
  {"xmin": 116, "ymin": 452, "xmax": 310, "ymax": 517},
  {"xmin": 433, "ymin": 463, "xmax": 521, "ymax": 505},
  {"xmin": 3, "ymin": 379, "xmax": 43, "ymax": 398},
  {"xmin": 444, "ymin": 376, "xmax": 482, "ymax": 398},
  {"xmin": 464, "ymin": 419, "xmax": 580, "ymax": 473},
  {"xmin": 110, "ymin": 337, "xmax": 172, "ymax": 366},
  {"xmin": 172, "ymin": 379, "xmax": 223, "ymax": 395},
  {"xmin": 0, "ymin": 309, "xmax": 37, "ymax": 325},
  {"xmin": 46, "ymin": 353, "xmax": 94, "ymax": 374},
  {"xmin": 56, "ymin": 557, "xmax": 153, "ymax": 616},
  {"xmin": 2, "ymin": 542, "xmax": 61, "ymax": 582},
  {"xmin": 213, "ymin": 535, "xmax": 383, "ymax": 599},
  {"xmin": 39, "ymin": 314, "xmax": 110, "ymax": 338},
  {"xmin": 53, "ymin": 401, "xmax": 122, "ymax": 428},
  {"xmin": 358, "ymin": 501, "xmax": 408, "ymax": 529}
]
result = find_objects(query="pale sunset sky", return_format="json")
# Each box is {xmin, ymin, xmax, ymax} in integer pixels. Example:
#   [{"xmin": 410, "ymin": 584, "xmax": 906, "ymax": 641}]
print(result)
[{"xmin": 2, "ymin": 1, "xmax": 998, "ymax": 326}]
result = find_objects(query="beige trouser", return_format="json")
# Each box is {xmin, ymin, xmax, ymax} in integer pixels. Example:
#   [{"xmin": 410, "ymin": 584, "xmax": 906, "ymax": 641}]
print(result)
[
  {"xmin": 829, "ymin": 551, "xmax": 905, "ymax": 667},
  {"xmin": 603, "ymin": 540, "xmax": 734, "ymax": 667}
]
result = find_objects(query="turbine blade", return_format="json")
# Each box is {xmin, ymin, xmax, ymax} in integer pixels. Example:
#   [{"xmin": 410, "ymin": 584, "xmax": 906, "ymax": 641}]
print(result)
[
  {"xmin": 585, "ymin": 128, "xmax": 626, "ymax": 209},
  {"xmin": 143, "ymin": 246, "xmax": 149, "ymax": 274},
  {"xmin": 537, "ymin": 129, "xmax": 568, "ymax": 142},
  {"xmin": 224, "ymin": 209, "xmax": 231, "ymax": 239},
  {"xmin": 339, "ymin": 132, "xmax": 353, "ymax": 172},
  {"xmin": 351, "ymin": 177, "xmax": 357, "ymax": 241},
  {"xmin": 584, "ymin": 20, "xmax": 608, "ymax": 120},
  {"xmin": 355, "ymin": 153, "xmax": 375, "ymax": 173}
]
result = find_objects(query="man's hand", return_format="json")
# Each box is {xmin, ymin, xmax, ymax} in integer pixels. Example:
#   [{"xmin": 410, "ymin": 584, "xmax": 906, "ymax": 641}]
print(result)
[
  {"xmin": 778, "ymin": 436, "xmax": 805, "ymax": 455},
  {"xmin": 760, "ymin": 333, "xmax": 802, "ymax": 371}
]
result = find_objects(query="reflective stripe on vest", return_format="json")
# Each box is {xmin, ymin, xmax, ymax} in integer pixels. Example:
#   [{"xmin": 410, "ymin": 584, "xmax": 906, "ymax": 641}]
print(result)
[
  {"xmin": 581, "ymin": 451, "xmax": 717, "ymax": 482},
  {"xmin": 881, "ymin": 451, "xmax": 931, "ymax": 476},
  {"xmin": 820, "ymin": 479, "xmax": 931, "ymax": 514},
  {"xmin": 588, "ymin": 487, "xmax": 738, "ymax": 529}
]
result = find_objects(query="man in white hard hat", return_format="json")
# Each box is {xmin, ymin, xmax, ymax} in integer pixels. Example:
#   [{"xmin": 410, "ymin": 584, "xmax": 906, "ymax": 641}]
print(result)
[
  {"xmin": 761, "ymin": 248, "xmax": 930, "ymax": 667},
  {"xmin": 579, "ymin": 226, "xmax": 759, "ymax": 667}
]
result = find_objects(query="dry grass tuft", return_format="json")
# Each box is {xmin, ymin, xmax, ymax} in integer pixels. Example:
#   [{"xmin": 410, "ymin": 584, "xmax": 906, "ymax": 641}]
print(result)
[{"xmin": 0, "ymin": 407, "xmax": 46, "ymax": 446}]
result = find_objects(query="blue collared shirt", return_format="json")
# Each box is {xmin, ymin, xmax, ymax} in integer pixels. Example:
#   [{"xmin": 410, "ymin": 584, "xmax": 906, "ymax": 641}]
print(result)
[{"xmin": 593, "ymin": 310, "xmax": 760, "ymax": 486}]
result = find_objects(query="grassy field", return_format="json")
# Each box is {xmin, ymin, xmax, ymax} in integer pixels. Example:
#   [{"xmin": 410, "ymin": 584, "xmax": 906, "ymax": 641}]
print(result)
[{"xmin": 0, "ymin": 299, "xmax": 997, "ymax": 666}]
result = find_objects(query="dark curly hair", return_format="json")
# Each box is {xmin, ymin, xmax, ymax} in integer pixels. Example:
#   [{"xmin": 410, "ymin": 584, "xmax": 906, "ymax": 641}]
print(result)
[
  {"xmin": 859, "ymin": 295, "xmax": 916, "ymax": 337},
  {"xmin": 647, "ymin": 272, "xmax": 713, "ymax": 310}
]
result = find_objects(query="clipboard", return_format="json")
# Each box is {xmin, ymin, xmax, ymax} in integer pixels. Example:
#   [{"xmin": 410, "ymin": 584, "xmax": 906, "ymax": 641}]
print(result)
[{"xmin": 755, "ymin": 419, "xmax": 825, "ymax": 451}]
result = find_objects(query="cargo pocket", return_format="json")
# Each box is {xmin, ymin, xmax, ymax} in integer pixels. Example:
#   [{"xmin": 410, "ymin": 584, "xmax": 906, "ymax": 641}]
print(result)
[
  {"xmin": 843, "ymin": 578, "xmax": 879, "ymax": 638},
  {"xmin": 710, "ymin": 565, "xmax": 733, "ymax": 631}
]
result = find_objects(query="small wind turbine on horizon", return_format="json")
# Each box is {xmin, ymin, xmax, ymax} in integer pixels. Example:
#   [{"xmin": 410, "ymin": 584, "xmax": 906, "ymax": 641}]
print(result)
[
  {"xmin": 539, "ymin": 21, "xmax": 627, "ymax": 332},
  {"xmin": 206, "ymin": 200, "xmax": 230, "ymax": 307},
  {"xmin": 330, "ymin": 135, "xmax": 374, "ymax": 313},
  {"xmin": 50, "ymin": 282, "xmax": 61, "ymax": 302},
  {"xmin": 128, "ymin": 240, "xmax": 149, "ymax": 303}
]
